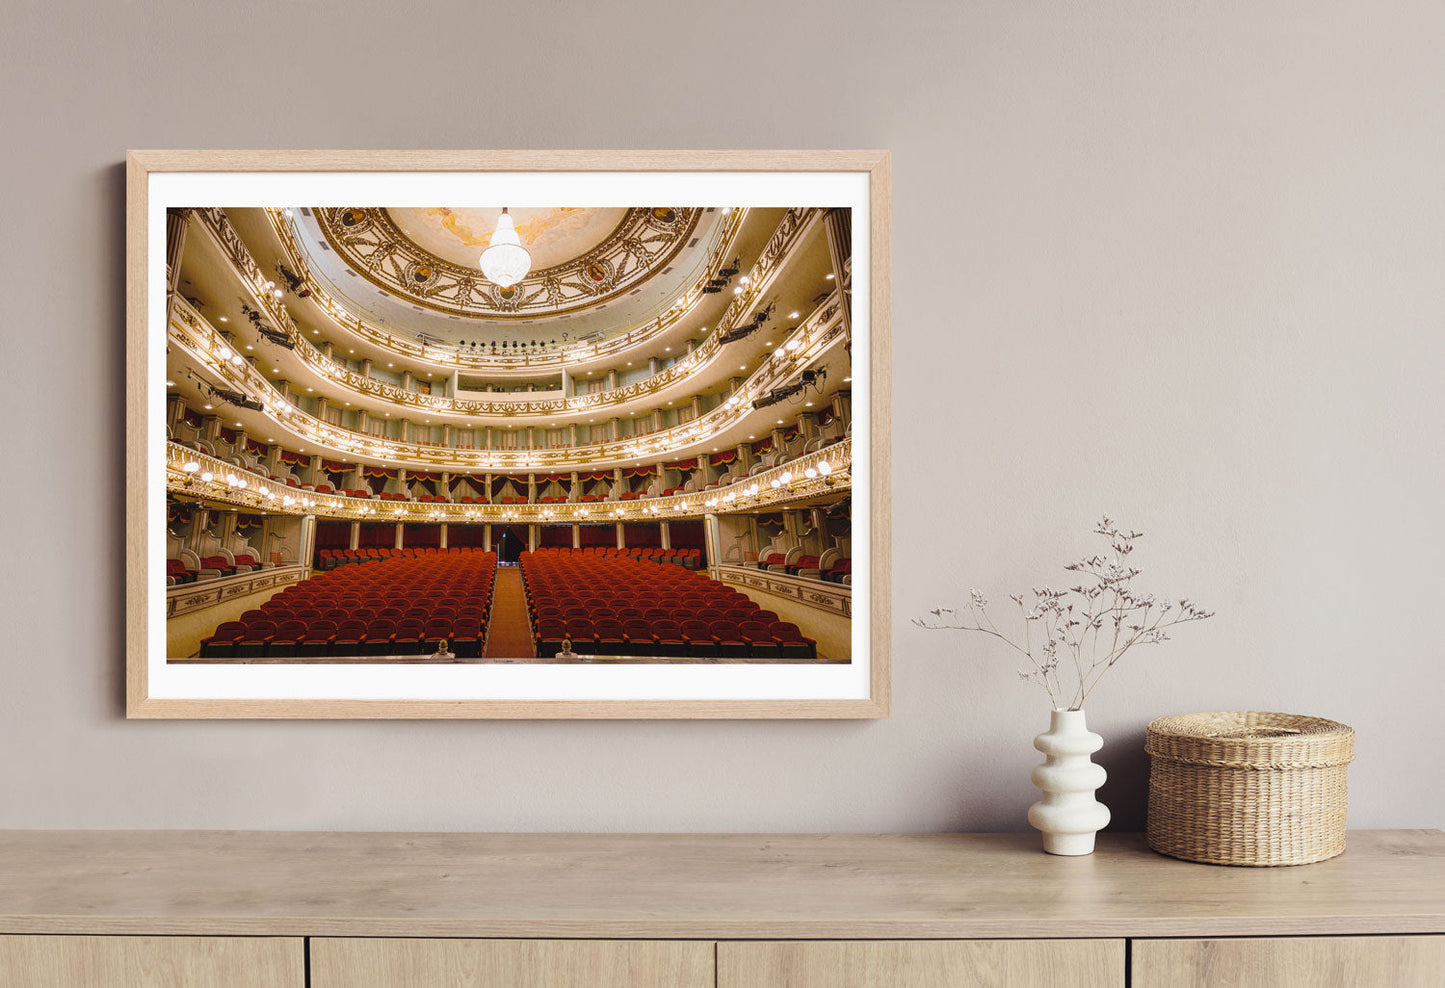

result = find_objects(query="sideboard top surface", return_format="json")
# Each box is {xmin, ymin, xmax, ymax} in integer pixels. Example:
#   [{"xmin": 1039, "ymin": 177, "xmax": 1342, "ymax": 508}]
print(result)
[{"xmin": 0, "ymin": 830, "xmax": 1439, "ymax": 939}]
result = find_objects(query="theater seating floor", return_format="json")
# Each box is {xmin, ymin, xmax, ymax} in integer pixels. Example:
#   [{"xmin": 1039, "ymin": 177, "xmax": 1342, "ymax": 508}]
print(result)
[
  {"xmin": 185, "ymin": 551, "xmax": 839, "ymax": 663},
  {"xmin": 483, "ymin": 568, "xmax": 536, "ymax": 659}
]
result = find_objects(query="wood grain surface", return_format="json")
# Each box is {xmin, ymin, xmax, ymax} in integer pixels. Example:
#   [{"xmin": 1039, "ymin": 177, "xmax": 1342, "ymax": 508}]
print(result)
[
  {"xmin": 0, "ymin": 830, "xmax": 1438, "ymax": 939},
  {"xmin": 718, "ymin": 939, "xmax": 1124, "ymax": 988},
  {"xmin": 312, "ymin": 938, "xmax": 713, "ymax": 988},
  {"xmin": 1132, "ymin": 935, "xmax": 1445, "ymax": 988},
  {"xmin": 0, "ymin": 935, "xmax": 301, "ymax": 987}
]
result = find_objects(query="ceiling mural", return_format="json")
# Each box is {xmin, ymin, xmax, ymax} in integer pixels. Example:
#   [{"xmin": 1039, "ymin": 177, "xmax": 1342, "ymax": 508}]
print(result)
[
  {"xmin": 316, "ymin": 206, "xmax": 702, "ymax": 321},
  {"xmin": 391, "ymin": 207, "xmax": 628, "ymax": 270}
]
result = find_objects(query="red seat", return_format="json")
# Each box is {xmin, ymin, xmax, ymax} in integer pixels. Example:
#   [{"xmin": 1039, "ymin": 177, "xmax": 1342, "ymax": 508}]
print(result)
[
  {"xmin": 564, "ymin": 619, "xmax": 596, "ymax": 650},
  {"xmin": 651, "ymin": 620, "xmax": 687, "ymax": 657},
  {"xmin": 422, "ymin": 620, "xmax": 453, "ymax": 652},
  {"xmin": 710, "ymin": 622, "xmax": 749, "ymax": 659},
  {"xmin": 593, "ymin": 620, "xmax": 627, "ymax": 655},
  {"xmin": 166, "ymin": 558, "xmax": 196, "ymax": 583},
  {"xmin": 267, "ymin": 620, "xmax": 308, "ymax": 656},
  {"xmin": 739, "ymin": 621, "xmax": 781, "ymax": 658},
  {"xmin": 363, "ymin": 619, "xmax": 396, "ymax": 655},
  {"xmin": 235, "ymin": 621, "xmax": 277, "ymax": 658},
  {"xmin": 451, "ymin": 620, "xmax": 483, "ymax": 658},
  {"xmin": 391, "ymin": 620, "xmax": 425, "ymax": 655},
  {"xmin": 787, "ymin": 555, "xmax": 821, "ymax": 576},
  {"xmin": 680, "ymin": 620, "xmax": 718, "ymax": 659},
  {"xmin": 770, "ymin": 622, "xmax": 817, "ymax": 659},
  {"xmin": 331, "ymin": 620, "xmax": 368, "ymax": 654},
  {"xmin": 199, "ymin": 621, "xmax": 245, "ymax": 658},
  {"xmin": 530, "ymin": 620, "xmax": 563, "ymax": 656},
  {"xmin": 201, "ymin": 555, "xmax": 235, "ymax": 575},
  {"xmin": 300, "ymin": 620, "xmax": 337, "ymax": 657}
]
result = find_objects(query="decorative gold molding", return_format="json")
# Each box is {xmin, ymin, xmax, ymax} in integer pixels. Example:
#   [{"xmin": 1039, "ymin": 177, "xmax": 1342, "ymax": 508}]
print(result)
[
  {"xmin": 716, "ymin": 565, "xmax": 852, "ymax": 618},
  {"xmin": 184, "ymin": 207, "xmax": 824, "ymax": 432},
  {"xmin": 259, "ymin": 206, "xmax": 751, "ymax": 370},
  {"xmin": 166, "ymin": 439, "xmax": 851, "ymax": 524},
  {"xmin": 166, "ymin": 565, "xmax": 305, "ymax": 618},
  {"xmin": 315, "ymin": 207, "xmax": 701, "ymax": 320},
  {"xmin": 169, "ymin": 288, "xmax": 845, "ymax": 471}
]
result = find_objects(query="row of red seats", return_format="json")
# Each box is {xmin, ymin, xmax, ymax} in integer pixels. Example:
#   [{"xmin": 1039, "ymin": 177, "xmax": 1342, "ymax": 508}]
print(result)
[
  {"xmin": 530, "ymin": 546, "xmax": 703, "ymax": 566},
  {"xmin": 167, "ymin": 552, "xmax": 264, "ymax": 584},
  {"xmin": 334, "ymin": 493, "xmax": 692, "ymax": 505},
  {"xmin": 757, "ymin": 552, "xmax": 851, "ymax": 582},
  {"xmin": 318, "ymin": 546, "xmax": 490, "ymax": 569},
  {"xmin": 521, "ymin": 553, "xmax": 816, "ymax": 659},
  {"xmin": 201, "ymin": 616, "xmax": 483, "ymax": 658},
  {"xmin": 199, "ymin": 554, "xmax": 496, "ymax": 659},
  {"xmin": 536, "ymin": 616, "xmax": 814, "ymax": 659}
]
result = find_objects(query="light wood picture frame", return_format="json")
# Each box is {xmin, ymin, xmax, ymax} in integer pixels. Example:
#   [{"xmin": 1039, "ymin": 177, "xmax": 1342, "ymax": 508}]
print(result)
[{"xmin": 127, "ymin": 150, "xmax": 890, "ymax": 718}]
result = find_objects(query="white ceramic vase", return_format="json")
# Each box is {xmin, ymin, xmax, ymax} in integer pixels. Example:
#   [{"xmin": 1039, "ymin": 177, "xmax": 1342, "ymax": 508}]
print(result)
[{"xmin": 1028, "ymin": 708, "xmax": 1111, "ymax": 855}]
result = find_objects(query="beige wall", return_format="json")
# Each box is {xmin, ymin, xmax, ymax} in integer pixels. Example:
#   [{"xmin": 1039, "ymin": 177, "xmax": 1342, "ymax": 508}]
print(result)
[{"xmin": 1, "ymin": 1, "xmax": 1441, "ymax": 831}]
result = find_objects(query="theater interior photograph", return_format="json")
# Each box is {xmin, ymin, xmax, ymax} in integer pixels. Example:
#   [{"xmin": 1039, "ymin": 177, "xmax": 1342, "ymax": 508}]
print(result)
[{"xmin": 161, "ymin": 203, "xmax": 857, "ymax": 667}]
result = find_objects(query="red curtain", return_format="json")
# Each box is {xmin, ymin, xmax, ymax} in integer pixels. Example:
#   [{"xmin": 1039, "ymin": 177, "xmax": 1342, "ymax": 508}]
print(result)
[
  {"xmin": 402, "ymin": 524, "xmax": 441, "ymax": 549},
  {"xmin": 448, "ymin": 523, "xmax": 487, "ymax": 547},
  {"xmin": 623, "ymin": 522, "xmax": 661, "ymax": 547},
  {"xmin": 668, "ymin": 520, "xmax": 705, "ymax": 549},
  {"xmin": 579, "ymin": 524, "xmax": 615, "ymax": 548},
  {"xmin": 538, "ymin": 525, "xmax": 573, "ymax": 548},
  {"xmin": 358, "ymin": 522, "xmax": 394, "ymax": 548},
  {"xmin": 314, "ymin": 520, "xmax": 350, "ymax": 550}
]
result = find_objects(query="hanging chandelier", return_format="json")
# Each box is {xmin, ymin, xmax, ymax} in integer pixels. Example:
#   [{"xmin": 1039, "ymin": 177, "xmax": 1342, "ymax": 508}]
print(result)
[{"xmin": 479, "ymin": 208, "xmax": 531, "ymax": 287}]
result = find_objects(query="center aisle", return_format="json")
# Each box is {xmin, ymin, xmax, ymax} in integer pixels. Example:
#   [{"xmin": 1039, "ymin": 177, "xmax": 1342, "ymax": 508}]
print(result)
[{"xmin": 483, "ymin": 566, "xmax": 535, "ymax": 659}]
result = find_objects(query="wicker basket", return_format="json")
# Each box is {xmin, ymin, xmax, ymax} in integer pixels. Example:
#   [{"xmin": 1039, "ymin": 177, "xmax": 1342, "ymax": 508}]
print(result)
[{"xmin": 1145, "ymin": 711, "xmax": 1355, "ymax": 866}]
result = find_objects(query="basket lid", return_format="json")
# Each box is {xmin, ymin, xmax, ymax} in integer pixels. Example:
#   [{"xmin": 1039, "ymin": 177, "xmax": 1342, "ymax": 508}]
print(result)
[{"xmin": 1145, "ymin": 711, "xmax": 1355, "ymax": 769}]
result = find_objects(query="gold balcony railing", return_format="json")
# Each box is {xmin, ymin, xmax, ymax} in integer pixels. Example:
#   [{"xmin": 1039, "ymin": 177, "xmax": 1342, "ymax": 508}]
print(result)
[
  {"xmin": 169, "ymin": 290, "xmax": 847, "ymax": 474},
  {"xmin": 251, "ymin": 205, "xmax": 761, "ymax": 371},
  {"xmin": 192, "ymin": 206, "xmax": 819, "ymax": 417},
  {"xmin": 166, "ymin": 438, "xmax": 852, "ymax": 524}
]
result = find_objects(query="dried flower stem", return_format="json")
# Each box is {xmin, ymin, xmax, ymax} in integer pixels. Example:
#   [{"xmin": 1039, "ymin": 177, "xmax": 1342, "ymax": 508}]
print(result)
[{"xmin": 915, "ymin": 518, "xmax": 1213, "ymax": 710}]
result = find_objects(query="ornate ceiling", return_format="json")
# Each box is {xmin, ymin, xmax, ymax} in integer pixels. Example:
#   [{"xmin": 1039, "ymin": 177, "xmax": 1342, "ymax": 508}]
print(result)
[
  {"xmin": 316, "ymin": 206, "xmax": 703, "ymax": 321},
  {"xmin": 388, "ymin": 207, "xmax": 626, "ymax": 270}
]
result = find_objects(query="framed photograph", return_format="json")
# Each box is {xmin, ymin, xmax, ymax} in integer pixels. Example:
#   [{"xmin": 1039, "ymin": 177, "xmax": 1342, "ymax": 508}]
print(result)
[{"xmin": 127, "ymin": 150, "xmax": 889, "ymax": 718}]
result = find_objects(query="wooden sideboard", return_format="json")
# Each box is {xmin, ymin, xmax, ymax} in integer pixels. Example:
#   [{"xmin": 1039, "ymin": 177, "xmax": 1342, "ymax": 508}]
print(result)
[{"xmin": 0, "ymin": 830, "xmax": 1439, "ymax": 986}]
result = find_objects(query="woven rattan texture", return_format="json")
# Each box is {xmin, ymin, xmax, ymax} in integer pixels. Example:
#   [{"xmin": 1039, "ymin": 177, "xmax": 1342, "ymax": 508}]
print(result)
[{"xmin": 1146, "ymin": 711, "xmax": 1354, "ymax": 866}]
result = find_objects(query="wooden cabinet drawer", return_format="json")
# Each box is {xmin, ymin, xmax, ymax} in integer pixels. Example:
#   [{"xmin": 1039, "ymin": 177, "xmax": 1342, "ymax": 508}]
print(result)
[
  {"xmin": 310, "ymin": 937, "xmax": 714, "ymax": 988},
  {"xmin": 718, "ymin": 939, "xmax": 1125, "ymax": 987},
  {"xmin": 1132, "ymin": 936, "xmax": 1445, "ymax": 988},
  {"xmin": 0, "ymin": 935, "xmax": 302, "ymax": 987}
]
